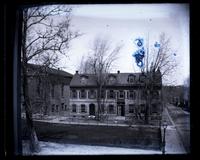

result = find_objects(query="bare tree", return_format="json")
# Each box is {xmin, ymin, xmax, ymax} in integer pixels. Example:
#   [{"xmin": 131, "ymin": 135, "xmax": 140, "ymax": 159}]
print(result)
[
  {"xmin": 134, "ymin": 33, "xmax": 178, "ymax": 124},
  {"xmin": 21, "ymin": 5, "xmax": 81, "ymax": 152},
  {"xmin": 78, "ymin": 36, "xmax": 123, "ymax": 120}
]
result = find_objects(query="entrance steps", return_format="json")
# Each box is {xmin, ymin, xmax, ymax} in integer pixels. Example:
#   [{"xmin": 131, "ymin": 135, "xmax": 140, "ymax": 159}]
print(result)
[{"xmin": 115, "ymin": 116, "xmax": 125, "ymax": 121}]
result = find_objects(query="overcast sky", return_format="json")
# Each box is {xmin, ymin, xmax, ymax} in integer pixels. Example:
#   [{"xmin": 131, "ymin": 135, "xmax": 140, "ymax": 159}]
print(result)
[{"xmin": 59, "ymin": 4, "xmax": 189, "ymax": 85}]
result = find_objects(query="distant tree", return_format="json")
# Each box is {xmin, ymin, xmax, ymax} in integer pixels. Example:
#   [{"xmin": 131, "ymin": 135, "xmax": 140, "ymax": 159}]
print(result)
[
  {"xmin": 21, "ymin": 5, "xmax": 81, "ymax": 152},
  {"xmin": 78, "ymin": 36, "xmax": 123, "ymax": 120}
]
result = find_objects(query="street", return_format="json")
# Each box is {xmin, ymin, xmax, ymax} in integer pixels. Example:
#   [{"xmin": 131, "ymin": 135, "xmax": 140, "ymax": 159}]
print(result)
[{"xmin": 162, "ymin": 103, "xmax": 190, "ymax": 154}]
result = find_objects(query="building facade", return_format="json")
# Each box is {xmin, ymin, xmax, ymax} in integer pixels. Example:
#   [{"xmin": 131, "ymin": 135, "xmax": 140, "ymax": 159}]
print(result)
[
  {"xmin": 69, "ymin": 70, "xmax": 162, "ymax": 123},
  {"xmin": 21, "ymin": 64, "xmax": 73, "ymax": 116}
]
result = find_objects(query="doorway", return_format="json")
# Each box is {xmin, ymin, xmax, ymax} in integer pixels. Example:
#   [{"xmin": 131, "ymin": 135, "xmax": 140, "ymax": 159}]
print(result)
[
  {"xmin": 118, "ymin": 105, "xmax": 125, "ymax": 116},
  {"xmin": 89, "ymin": 104, "xmax": 95, "ymax": 115}
]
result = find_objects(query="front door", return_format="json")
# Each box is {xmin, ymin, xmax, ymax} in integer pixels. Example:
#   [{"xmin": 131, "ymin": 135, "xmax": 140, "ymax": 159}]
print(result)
[
  {"xmin": 89, "ymin": 104, "xmax": 95, "ymax": 115},
  {"xmin": 121, "ymin": 105, "xmax": 125, "ymax": 116},
  {"xmin": 117, "ymin": 105, "xmax": 125, "ymax": 116}
]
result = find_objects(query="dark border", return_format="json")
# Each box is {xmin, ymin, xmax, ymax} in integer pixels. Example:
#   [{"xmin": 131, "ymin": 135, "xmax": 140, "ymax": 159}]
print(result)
[{"xmin": 3, "ymin": 0, "xmax": 196, "ymax": 160}]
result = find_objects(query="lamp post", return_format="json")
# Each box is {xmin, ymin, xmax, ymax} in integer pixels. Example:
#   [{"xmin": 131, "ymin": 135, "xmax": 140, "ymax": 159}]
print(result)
[{"xmin": 162, "ymin": 121, "xmax": 168, "ymax": 154}]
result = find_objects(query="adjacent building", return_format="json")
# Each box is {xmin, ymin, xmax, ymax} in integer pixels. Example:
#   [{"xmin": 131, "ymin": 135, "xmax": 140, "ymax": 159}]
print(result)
[{"xmin": 21, "ymin": 64, "xmax": 73, "ymax": 116}]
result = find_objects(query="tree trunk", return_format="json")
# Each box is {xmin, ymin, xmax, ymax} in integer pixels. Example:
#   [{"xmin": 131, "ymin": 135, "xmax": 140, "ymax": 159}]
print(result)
[
  {"xmin": 145, "ymin": 84, "xmax": 150, "ymax": 124},
  {"xmin": 96, "ymin": 85, "xmax": 101, "ymax": 121},
  {"xmin": 22, "ymin": 64, "xmax": 40, "ymax": 152},
  {"xmin": 22, "ymin": 9, "xmax": 40, "ymax": 152}
]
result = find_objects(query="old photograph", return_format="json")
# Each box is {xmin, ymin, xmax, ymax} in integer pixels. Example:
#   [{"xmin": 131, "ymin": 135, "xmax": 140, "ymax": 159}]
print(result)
[{"xmin": 20, "ymin": 3, "xmax": 190, "ymax": 155}]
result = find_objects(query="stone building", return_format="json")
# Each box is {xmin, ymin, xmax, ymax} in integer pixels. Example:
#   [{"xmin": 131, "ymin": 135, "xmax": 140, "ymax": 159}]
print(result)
[
  {"xmin": 69, "ymin": 70, "xmax": 162, "ymax": 123},
  {"xmin": 21, "ymin": 64, "xmax": 73, "ymax": 115}
]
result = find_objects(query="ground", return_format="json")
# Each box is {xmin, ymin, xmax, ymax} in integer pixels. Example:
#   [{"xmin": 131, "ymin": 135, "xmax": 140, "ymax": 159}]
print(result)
[
  {"xmin": 23, "ymin": 141, "xmax": 161, "ymax": 155},
  {"xmin": 22, "ymin": 103, "xmax": 190, "ymax": 155}
]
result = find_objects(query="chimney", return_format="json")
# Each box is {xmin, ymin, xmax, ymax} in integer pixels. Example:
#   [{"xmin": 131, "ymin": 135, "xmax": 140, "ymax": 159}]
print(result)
[
  {"xmin": 117, "ymin": 70, "xmax": 120, "ymax": 74},
  {"xmin": 76, "ymin": 70, "xmax": 79, "ymax": 74}
]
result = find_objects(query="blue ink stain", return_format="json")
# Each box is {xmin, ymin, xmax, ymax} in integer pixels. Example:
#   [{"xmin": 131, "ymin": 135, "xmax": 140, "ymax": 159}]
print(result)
[
  {"xmin": 132, "ymin": 38, "xmax": 145, "ymax": 68},
  {"xmin": 135, "ymin": 38, "xmax": 144, "ymax": 48},
  {"xmin": 154, "ymin": 41, "xmax": 160, "ymax": 48}
]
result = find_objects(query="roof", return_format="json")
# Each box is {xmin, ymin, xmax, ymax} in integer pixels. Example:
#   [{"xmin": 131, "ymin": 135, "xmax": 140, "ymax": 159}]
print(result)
[
  {"xmin": 70, "ymin": 71, "xmax": 161, "ymax": 87},
  {"xmin": 26, "ymin": 63, "xmax": 73, "ymax": 78}
]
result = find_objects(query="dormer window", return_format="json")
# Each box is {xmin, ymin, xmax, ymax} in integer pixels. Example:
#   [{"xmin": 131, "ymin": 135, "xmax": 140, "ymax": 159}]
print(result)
[
  {"xmin": 108, "ymin": 75, "xmax": 116, "ymax": 84},
  {"xmin": 128, "ymin": 74, "xmax": 135, "ymax": 83},
  {"xmin": 139, "ymin": 74, "xmax": 146, "ymax": 83},
  {"xmin": 80, "ymin": 75, "xmax": 88, "ymax": 85}
]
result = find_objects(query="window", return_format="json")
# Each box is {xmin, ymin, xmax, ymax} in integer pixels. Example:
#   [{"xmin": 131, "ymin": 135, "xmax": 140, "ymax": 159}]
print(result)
[
  {"xmin": 80, "ymin": 89, "xmax": 86, "ymax": 99},
  {"xmin": 119, "ymin": 90, "xmax": 124, "ymax": 99},
  {"xmin": 101, "ymin": 90, "xmax": 106, "ymax": 99},
  {"xmin": 140, "ymin": 104, "xmax": 146, "ymax": 113},
  {"xmin": 153, "ymin": 91, "xmax": 159, "ymax": 99},
  {"xmin": 52, "ymin": 104, "xmax": 55, "ymax": 112},
  {"xmin": 61, "ymin": 103, "xmax": 64, "ymax": 110},
  {"xmin": 101, "ymin": 104, "xmax": 105, "ymax": 113},
  {"xmin": 61, "ymin": 84, "xmax": 64, "ymax": 97},
  {"xmin": 129, "ymin": 104, "xmax": 135, "ymax": 113},
  {"xmin": 80, "ymin": 76, "xmax": 88, "ymax": 84},
  {"xmin": 51, "ymin": 84, "xmax": 55, "ymax": 98},
  {"xmin": 71, "ymin": 90, "xmax": 77, "ymax": 99},
  {"xmin": 108, "ymin": 104, "xmax": 114, "ymax": 114},
  {"xmin": 141, "ymin": 90, "xmax": 146, "ymax": 100},
  {"xmin": 88, "ymin": 90, "xmax": 96, "ymax": 99},
  {"xmin": 37, "ymin": 78, "xmax": 41, "ymax": 96},
  {"xmin": 108, "ymin": 76, "xmax": 116, "ymax": 84},
  {"xmin": 151, "ymin": 104, "xmax": 158, "ymax": 114},
  {"xmin": 139, "ymin": 74, "xmax": 146, "ymax": 83},
  {"xmin": 128, "ymin": 75, "xmax": 135, "ymax": 83},
  {"xmin": 56, "ymin": 105, "xmax": 59, "ymax": 112},
  {"xmin": 108, "ymin": 90, "xmax": 115, "ymax": 99},
  {"xmin": 129, "ymin": 90, "xmax": 136, "ymax": 100},
  {"xmin": 81, "ymin": 104, "xmax": 86, "ymax": 113},
  {"xmin": 65, "ymin": 105, "xmax": 67, "ymax": 111},
  {"xmin": 72, "ymin": 104, "xmax": 77, "ymax": 113}
]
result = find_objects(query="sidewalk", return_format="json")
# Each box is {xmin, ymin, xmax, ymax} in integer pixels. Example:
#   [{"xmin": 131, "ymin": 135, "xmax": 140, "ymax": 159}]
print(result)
[{"xmin": 162, "ymin": 106, "xmax": 187, "ymax": 154}]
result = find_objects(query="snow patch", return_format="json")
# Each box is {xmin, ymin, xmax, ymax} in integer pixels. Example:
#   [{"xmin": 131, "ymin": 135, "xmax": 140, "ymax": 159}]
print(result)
[{"xmin": 23, "ymin": 141, "xmax": 162, "ymax": 155}]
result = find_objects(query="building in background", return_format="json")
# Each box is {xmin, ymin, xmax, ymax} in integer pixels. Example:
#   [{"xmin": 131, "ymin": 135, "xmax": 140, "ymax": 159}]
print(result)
[
  {"xmin": 21, "ymin": 64, "xmax": 73, "ymax": 116},
  {"xmin": 69, "ymin": 70, "xmax": 162, "ymax": 124}
]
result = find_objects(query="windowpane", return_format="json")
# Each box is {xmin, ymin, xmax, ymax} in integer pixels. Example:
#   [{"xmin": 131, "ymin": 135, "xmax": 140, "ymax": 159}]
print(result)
[
  {"xmin": 81, "ymin": 104, "xmax": 86, "ymax": 113},
  {"xmin": 71, "ymin": 90, "xmax": 77, "ymax": 98},
  {"xmin": 52, "ymin": 104, "xmax": 55, "ymax": 112},
  {"xmin": 129, "ymin": 104, "xmax": 135, "ymax": 113},
  {"xmin": 101, "ymin": 104, "xmax": 105, "ymax": 113},
  {"xmin": 119, "ymin": 90, "xmax": 124, "ymax": 99},
  {"xmin": 80, "ymin": 90, "xmax": 86, "ymax": 99},
  {"xmin": 89, "ymin": 90, "xmax": 96, "ymax": 99},
  {"xmin": 61, "ymin": 103, "xmax": 64, "ymax": 110},
  {"xmin": 129, "ymin": 90, "xmax": 136, "ymax": 100},
  {"xmin": 72, "ymin": 104, "xmax": 76, "ymax": 113},
  {"xmin": 101, "ymin": 90, "xmax": 106, "ymax": 98},
  {"xmin": 141, "ymin": 91, "xmax": 146, "ymax": 100},
  {"xmin": 61, "ymin": 84, "xmax": 64, "ymax": 97},
  {"xmin": 108, "ymin": 105, "xmax": 114, "ymax": 114},
  {"xmin": 51, "ymin": 84, "xmax": 55, "ymax": 98},
  {"xmin": 56, "ymin": 105, "xmax": 59, "ymax": 112},
  {"xmin": 108, "ymin": 90, "xmax": 115, "ymax": 99}
]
